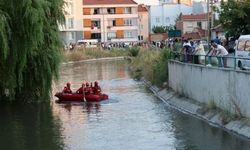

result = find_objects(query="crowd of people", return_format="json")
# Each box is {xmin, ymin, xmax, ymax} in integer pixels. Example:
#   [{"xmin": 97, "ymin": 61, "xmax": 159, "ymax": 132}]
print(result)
[
  {"xmin": 173, "ymin": 36, "xmax": 234, "ymax": 68},
  {"xmin": 62, "ymin": 81, "xmax": 102, "ymax": 95}
]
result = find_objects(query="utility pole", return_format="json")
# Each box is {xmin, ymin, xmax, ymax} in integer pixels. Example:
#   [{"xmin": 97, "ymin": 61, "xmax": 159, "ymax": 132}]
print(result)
[{"xmin": 207, "ymin": 0, "xmax": 210, "ymax": 43}]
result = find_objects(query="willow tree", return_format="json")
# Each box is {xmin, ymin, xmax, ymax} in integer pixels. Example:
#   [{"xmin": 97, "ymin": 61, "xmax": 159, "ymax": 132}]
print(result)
[{"xmin": 0, "ymin": 0, "xmax": 64, "ymax": 102}]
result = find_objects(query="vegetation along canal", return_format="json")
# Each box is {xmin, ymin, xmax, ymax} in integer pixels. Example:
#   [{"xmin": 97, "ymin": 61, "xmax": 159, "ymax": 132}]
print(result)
[{"xmin": 1, "ymin": 59, "xmax": 250, "ymax": 150}]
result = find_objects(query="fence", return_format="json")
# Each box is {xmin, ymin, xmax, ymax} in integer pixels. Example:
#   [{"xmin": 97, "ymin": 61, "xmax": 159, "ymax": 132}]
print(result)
[{"xmin": 170, "ymin": 51, "xmax": 250, "ymax": 70}]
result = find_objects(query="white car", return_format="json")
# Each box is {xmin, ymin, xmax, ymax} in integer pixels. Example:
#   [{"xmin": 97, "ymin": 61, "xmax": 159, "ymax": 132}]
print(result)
[
  {"xmin": 76, "ymin": 39, "xmax": 98, "ymax": 49},
  {"xmin": 235, "ymin": 35, "xmax": 250, "ymax": 69}
]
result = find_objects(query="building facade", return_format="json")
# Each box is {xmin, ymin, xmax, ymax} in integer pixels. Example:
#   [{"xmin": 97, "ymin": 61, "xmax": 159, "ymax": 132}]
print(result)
[
  {"xmin": 150, "ymin": 1, "xmax": 193, "ymax": 33},
  {"xmin": 159, "ymin": 0, "xmax": 192, "ymax": 6},
  {"xmin": 138, "ymin": 4, "xmax": 149, "ymax": 41},
  {"xmin": 176, "ymin": 13, "xmax": 209, "ymax": 38},
  {"xmin": 59, "ymin": 0, "xmax": 83, "ymax": 46},
  {"xmin": 82, "ymin": 0, "xmax": 139, "ymax": 43}
]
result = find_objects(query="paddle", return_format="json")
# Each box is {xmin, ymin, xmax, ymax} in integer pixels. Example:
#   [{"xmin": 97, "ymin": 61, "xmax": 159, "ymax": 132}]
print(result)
[{"xmin": 82, "ymin": 84, "xmax": 86, "ymax": 102}]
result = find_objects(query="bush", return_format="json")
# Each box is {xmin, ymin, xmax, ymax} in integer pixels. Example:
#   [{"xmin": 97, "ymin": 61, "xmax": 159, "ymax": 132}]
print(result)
[
  {"xmin": 128, "ymin": 47, "xmax": 140, "ymax": 57},
  {"xmin": 130, "ymin": 48, "xmax": 171, "ymax": 87}
]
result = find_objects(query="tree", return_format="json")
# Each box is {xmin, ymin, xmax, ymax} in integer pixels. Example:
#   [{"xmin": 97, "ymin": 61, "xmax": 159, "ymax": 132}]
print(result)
[
  {"xmin": 0, "ymin": 0, "xmax": 64, "ymax": 102},
  {"xmin": 217, "ymin": 0, "xmax": 250, "ymax": 38},
  {"xmin": 152, "ymin": 25, "xmax": 175, "ymax": 34}
]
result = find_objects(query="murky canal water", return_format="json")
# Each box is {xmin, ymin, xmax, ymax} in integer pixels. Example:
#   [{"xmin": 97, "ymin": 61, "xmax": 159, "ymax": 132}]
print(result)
[{"xmin": 1, "ymin": 59, "xmax": 250, "ymax": 150}]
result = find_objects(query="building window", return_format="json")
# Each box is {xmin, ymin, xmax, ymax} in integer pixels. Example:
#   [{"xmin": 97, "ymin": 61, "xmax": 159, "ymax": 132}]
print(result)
[
  {"xmin": 156, "ymin": 17, "xmax": 160, "ymax": 23},
  {"xmin": 112, "ymin": 20, "xmax": 116, "ymax": 26},
  {"xmin": 107, "ymin": 32, "xmax": 116, "ymax": 40},
  {"xmin": 91, "ymin": 20, "xmax": 100, "ymax": 29},
  {"xmin": 138, "ymin": 35, "xmax": 143, "ymax": 41},
  {"xmin": 124, "ymin": 19, "xmax": 132, "ymax": 26},
  {"xmin": 68, "ymin": 18, "xmax": 74, "ymax": 29},
  {"xmin": 107, "ymin": 8, "xmax": 115, "ymax": 14},
  {"xmin": 125, "ymin": 31, "xmax": 133, "ymax": 38},
  {"xmin": 69, "ymin": 32, "xmax": 75, "ymax": 40},
  {"xmin": 93, "ymin": 8, "xmax": 100, "ymax": 14},
  {"xmin": 197, "ymin": 22, "xmax": 202, "ymax": 28},
  {"xmin": 124, "ymin": 7, "xmax": 132, "ymax": 14},
  {"xmin": 187, "ymin": 22, "xmax": 193, "ymax": 28},
  {"xmin": 91, "ymin": 33, "xmax": 101, "ymax": 39}
]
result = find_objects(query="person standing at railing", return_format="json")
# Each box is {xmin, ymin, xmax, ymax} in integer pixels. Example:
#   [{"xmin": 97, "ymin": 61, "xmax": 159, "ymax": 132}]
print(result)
[
  {"xmin": 211, "ymin": 41, "xmax": 228, "ymax": 67},
  {"xmin": 194, "ymin": 40, "xmax": 206, "ymax": 64},
  {"xmin": 182, "ymin": 40, "xmax": 192, "ymax": 63}
]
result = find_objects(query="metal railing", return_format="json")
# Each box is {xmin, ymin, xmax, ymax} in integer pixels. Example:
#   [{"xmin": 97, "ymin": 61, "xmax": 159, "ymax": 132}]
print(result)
[{"xmin": 170, "ymin": 51, "xmax": 250, "ymax": 71}]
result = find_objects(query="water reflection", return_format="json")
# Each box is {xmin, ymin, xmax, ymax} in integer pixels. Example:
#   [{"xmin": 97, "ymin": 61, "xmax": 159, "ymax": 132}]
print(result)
[
  {"xmin": 168, "ymin": 104, "xmax": 250, "ymax": 150},
  {"xmin": 3, "ymin": 60, "xmax": 250, "ymax": 150},
  {"xmin": 53, "ymin": 59, "xmax": 250, "ymax": 150},
  {"xmin": 0, "ymin": 102, "xmax": 64, "ymax": 150}
]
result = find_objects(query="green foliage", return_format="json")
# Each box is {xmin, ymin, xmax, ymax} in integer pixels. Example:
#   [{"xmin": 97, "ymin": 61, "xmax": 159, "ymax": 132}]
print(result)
[
  {"xmin": 130, "ymin": 48, "xmax": 171, "ymax": 87},
  {"xmin": 128, "ymin": 47, "xmax": 140, "ymax": 57},
  {"xmin": 152, "ymin": 25, "xmax": 175, "ymax": 34},
  {"xmin": 217, "ymin": 0, "xmax": 250, "ymax": 38},
  {"xmin": 0, "ymin": 0, "xmax": 64, "ymax": 102},
  {"xmin": 151, "ymin": 48, "xmax": 171, "ymax": 86}
]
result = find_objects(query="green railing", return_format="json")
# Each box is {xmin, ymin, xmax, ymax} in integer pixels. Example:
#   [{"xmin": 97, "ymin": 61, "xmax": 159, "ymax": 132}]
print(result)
[{"xmin": 170, "ymin": 51, "xmax": 250, "ymax": 70}]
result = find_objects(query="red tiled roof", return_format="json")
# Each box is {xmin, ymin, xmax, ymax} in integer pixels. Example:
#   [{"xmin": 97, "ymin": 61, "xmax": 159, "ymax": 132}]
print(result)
[
  {"xmin": 138, "ymin": 4, "xmax": 148, "ymax": 12},
  {"xmin": 194, "ymin": 28, "xmax": 207, "ymax": 37},
  {"xmin": 83, "ymin": 0, "xmax": 137, "ymax": 5},
  {"xmin": 212, "ymin": 24, "xmax": 224, "ymax": 32},
  {"xmin": 182, "ymin": 13, "xmax": 209, "ymax": 21}
]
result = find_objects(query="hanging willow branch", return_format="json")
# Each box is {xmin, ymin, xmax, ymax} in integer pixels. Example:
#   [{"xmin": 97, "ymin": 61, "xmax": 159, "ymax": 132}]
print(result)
[{"xmin": 0, "ymin": 0, "xmax": 64, "ymax": 102}]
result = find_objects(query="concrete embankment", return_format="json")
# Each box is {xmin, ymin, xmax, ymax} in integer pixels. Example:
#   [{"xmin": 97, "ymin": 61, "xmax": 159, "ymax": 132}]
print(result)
[
  {"xmin": 144, "ymin": 59, "xmax": 250, "ymax": 139},
  {"xmin": 144, "ymin": 80, "xmax": 250, "ymax": 139}
]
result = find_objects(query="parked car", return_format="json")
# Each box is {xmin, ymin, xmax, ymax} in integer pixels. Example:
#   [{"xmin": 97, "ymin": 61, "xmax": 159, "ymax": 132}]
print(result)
[
  {"xmin": 75, "ymin": 39, "xmax": 98, "ymax": 49},
  {"xmin": 235, "ymin": 35, "xmax": 250, "ymax": 69}
]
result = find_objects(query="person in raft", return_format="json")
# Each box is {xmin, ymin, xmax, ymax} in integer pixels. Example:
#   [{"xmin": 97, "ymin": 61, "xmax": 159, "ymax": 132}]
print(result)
[
  {"xmin": 93, "ymin": 81, "xmax": 102, "ymax": 94},
  {"xmin": 76, "ymin": 83, "xmax": 85, "ymax": 94},
  {"xmin": 62, "ymin": 82, "xmax": 72, "ymax": 93},
  {"xmin": 84, "ymin": 82, "xmax": 92, "ymax": 94}
]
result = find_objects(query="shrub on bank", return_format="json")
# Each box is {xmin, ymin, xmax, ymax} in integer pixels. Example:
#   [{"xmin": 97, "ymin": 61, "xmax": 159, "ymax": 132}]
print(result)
[
  {"xmin": 128, "ymin": 47, "xmax": 140, "ymax": 57},
  {"xmin": 130, "ymin": 48, "xmax": 171, "ymax": 87}
]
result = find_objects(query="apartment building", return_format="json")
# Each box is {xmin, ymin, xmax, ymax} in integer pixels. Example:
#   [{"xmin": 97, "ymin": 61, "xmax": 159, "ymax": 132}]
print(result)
[
  {"xmin": 59, "ymin": 0, "xmax": 83, "ymax": 45},
  {"xmin": 150, "ymin": 0, "xmax": 193, "ymax": 32},
  {"xmin": 176, "ymin": 13, "xmax": 209, "ymax": 38},
  {"xmin": 138, "ymin": 4, "xmax": 149, "ymax": 41},
  {"xmin": 83, "ymin": 0, "xmax": 139, "ymax": 43},
  {"xmin": 159, "ymin": 0, "xmax": 192, "ymax": 6}
]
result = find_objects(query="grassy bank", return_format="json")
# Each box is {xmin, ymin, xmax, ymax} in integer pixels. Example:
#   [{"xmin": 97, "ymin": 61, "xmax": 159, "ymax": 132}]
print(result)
[
  {"xmin": 130, "ymin": 48, "xmax": 171, "ymax": 87},
  {"xmin": 63, "ymin": 47, "xmax": 171, "ymax": 87},
  {"xmin": 63, "ymin": 47, "xmax": 138, "ymax": 62}
]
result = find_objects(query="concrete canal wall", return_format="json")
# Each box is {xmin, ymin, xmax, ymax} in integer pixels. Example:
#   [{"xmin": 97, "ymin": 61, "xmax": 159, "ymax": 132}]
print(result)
[{"xmin": 168, "ymin": 60, "xmax": 250, "ymax": 118}]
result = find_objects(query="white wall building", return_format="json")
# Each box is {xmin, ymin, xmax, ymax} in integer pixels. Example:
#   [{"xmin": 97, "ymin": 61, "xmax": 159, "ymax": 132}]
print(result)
[
  {"xmin": 150, "ymin": 3, "xmax": 192, "ymax": 32},
  {"xmin": 192, "ymin": 1, "xmax": 207, "ymax": 14},
  {"xmin": 59, "ymin": 0, "xmax": 83, "ymax": 46}
]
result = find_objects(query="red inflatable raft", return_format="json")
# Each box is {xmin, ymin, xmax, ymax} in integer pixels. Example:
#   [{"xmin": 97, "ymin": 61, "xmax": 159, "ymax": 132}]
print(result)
[{"xmin": 55, "ymin": 92, "xmax": 108, "ymax": 102}]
